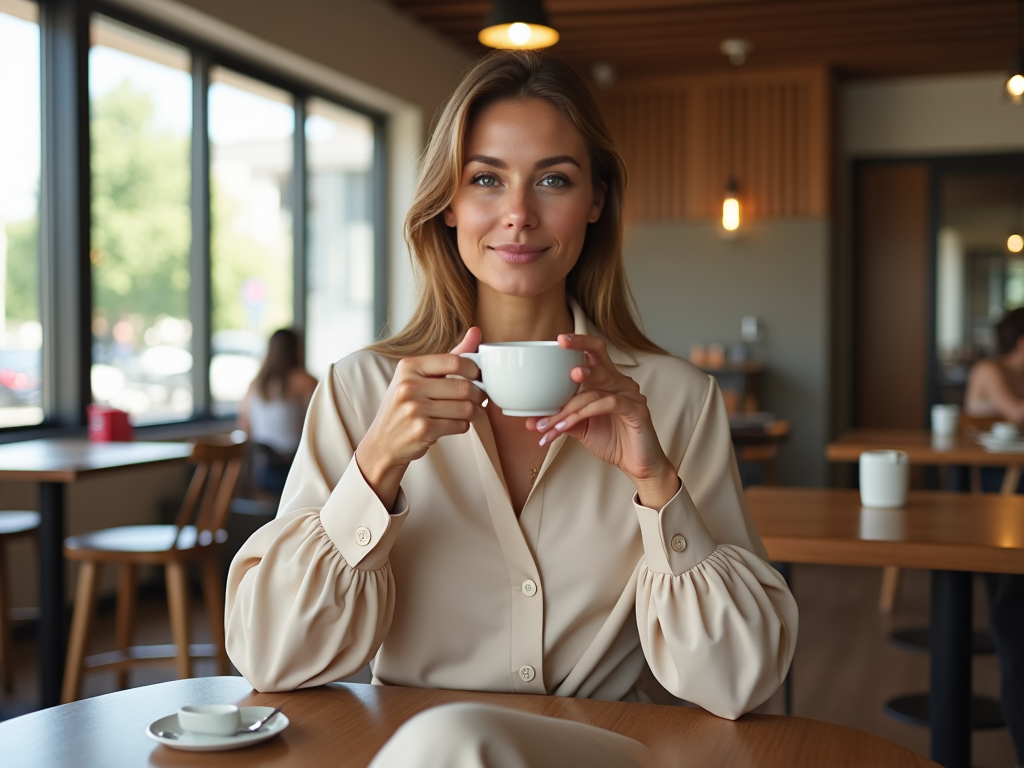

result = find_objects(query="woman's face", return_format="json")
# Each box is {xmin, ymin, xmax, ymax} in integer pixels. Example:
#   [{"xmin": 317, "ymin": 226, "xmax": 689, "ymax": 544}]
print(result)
[{"xmin": 444, "ymin": 97, "xmax": 604, "ymax": 299}]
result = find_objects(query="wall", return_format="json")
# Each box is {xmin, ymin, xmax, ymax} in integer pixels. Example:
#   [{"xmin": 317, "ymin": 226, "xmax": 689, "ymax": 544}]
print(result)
[
  {"xmin": 844, "ymin": 72, "xmax": 1024, "ymax": 157},
  {"xmin": 624, "ymin": 219, "xmax": 831, "ymax": 487}
]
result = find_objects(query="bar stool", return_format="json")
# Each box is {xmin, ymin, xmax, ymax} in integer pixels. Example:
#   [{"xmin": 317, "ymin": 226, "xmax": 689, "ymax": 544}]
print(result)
[
  {"xmin": 61, "ymin": 438, "xmax": 244, "ymax": 703},
  {"xmin": 0, "ymin": 510, "xmax": 40, "ymax": 692}
]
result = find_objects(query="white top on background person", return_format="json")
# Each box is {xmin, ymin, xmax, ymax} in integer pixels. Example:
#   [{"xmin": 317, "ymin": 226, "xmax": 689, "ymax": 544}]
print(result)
[{"xmin": 225, "ymin": 51, "xmax": 797, "ymax": 721}]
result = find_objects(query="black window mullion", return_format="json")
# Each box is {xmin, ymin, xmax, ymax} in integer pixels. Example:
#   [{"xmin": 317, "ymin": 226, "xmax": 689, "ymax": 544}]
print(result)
[
  {"xmin": 40, "ymin": 0, "xmax": 91, "ymax": 428},
  {"xmin": 293, "ymin": 96, "xmax": 307, "ymax": 335},
  {"xmin": 190, "ymin": 49, "xmax": 212, "ymax": 418},
  {"xmin": 373, "ymin": 117, "xmax": 388, "ymax": 339}
]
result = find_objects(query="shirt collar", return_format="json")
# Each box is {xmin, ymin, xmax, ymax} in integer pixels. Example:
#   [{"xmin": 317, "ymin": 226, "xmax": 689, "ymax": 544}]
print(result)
[{"xmin": 568, "ymin": 297, "xmax": 638, "ymax": 368}]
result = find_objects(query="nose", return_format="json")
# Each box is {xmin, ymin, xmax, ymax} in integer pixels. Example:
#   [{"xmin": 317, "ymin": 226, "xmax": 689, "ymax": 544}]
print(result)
[{"xmin": 502, "ymin": 182, "xmax": 538, "ymax": 231}]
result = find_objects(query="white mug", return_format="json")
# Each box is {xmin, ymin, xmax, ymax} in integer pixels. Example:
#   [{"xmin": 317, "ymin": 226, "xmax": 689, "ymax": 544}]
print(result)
[
  {"xmin": 930, "ymin": 404, "xmax": 960, "ymax": 436},
  {"xmin": 992, "ymin": 421, "xmax": 1019, "ymax": 441},
  {"xmin": 460, "ymin": 342, "xmax": 583, "ymax": 417},
  {"xmin": 859, "ymin": 450, "xmax": 909, "ymax": 509}
]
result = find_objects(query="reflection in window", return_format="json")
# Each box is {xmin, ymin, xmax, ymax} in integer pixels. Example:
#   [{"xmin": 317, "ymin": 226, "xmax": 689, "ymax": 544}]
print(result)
[
  {"xmin": 305, "ymin": 98, "xmax": 376, "ymax": 375},
  {"xmin": 0, "ymin": 0, "xmax": 42, "ymax": 428},
  {"xmin": 209, "ymin": 68, "xmax": 294, "ymax": 414},
  {"xmin": 89, "ymin": 16, "xmax": 192, "ymax": 424}
]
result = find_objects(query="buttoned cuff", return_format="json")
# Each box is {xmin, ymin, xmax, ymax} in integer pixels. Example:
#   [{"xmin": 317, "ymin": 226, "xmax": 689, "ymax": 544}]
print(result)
[
  {"xmin": 319, "ymin": 455, "xmax": 409, "ymax": 570},
  {"xmin": 633, "ymin": 480, "xmax": 717, "ymax": 576}
]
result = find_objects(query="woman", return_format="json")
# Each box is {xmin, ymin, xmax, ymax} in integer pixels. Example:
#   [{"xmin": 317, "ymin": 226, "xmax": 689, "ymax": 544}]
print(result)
[
  {"xmin": 225, "ymin": 51, "xmax": 797, "ymax": 741},
  {"xmin": 237, "ymin": 328, "xmax": 317, "ymax": 494},
  {"xmin": 964, "ymin": 308, "xmax": 1024, "ymax": 764}
]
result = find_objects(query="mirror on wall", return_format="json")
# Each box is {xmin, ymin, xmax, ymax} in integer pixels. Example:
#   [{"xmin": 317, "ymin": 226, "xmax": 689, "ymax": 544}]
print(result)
[{"xmin": 934, "ymin": 160, "xmax": 1024, "ymax": 404}]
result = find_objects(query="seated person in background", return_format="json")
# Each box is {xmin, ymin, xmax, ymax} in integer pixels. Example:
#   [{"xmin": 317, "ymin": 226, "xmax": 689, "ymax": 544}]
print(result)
[
  {"xmin": 238, "ymin": 328, "xmax": 318, "ymax": 494},
  {"xmin": 965, "ymin": 307, "xmax": 1024, "ymax": 423},
  {"xmin": 964, "ymin": 307, "xmax": 1024, "ymax": 765}
]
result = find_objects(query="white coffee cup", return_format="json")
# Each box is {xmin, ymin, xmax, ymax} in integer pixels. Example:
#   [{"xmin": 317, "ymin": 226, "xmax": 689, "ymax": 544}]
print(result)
[
  {"xmin": 992, "ymin": 421, "xmax": 1019, "ymax": 441},
  {"xmin": 859, "ymin": 450, "xmax": 909, "ymax": 509},
  {"xmin": 177, "ymin": 704, "xmax": 240, "ymax": 736},
  {"xmin": 460, "ymin": 342, "xmax": 583, "ymax": 417},
  {"xmin": 930, "ymin": 403, "xmax": 960, "ymax": 436}
]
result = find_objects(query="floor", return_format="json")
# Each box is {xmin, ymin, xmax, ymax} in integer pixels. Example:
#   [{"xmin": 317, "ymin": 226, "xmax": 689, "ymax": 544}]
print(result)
[{"xmin": 0, "ymin": 564, "xmax": 1018, "ymax": 767}]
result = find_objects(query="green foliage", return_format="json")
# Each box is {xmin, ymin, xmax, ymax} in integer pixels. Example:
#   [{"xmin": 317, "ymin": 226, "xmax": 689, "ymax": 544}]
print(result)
[
  {"xmin": 90, "ymin": 81, "xmax": 191, "ymax": 326},
  {"xmin": 4, "ymin": 217, "xmax": 39, "ymax": 323}
]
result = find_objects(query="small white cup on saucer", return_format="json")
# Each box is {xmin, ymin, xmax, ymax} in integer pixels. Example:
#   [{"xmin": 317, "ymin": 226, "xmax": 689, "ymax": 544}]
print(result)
[
  {"xmin": 992, "ymin": 422, "xmax": 1019, "ymax": 441},
  {"xmin": 930, "ymin": 404, "xmax": 960, "ymax": 436},
  {"xmin": 859, "ymin": 450, "xmax": 909, "ymax": 509},
  {"xmin": 178, "ymin": 704, "xmax": 241, "ymax": 736}
]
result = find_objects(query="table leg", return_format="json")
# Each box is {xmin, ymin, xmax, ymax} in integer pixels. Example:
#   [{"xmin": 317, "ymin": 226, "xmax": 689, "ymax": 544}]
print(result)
[
  {"xmin": 930, "ymin": 570, "xmax": 972, "ymax": 768},
  {"xmin": 38, "ymin": 482, "xmax": 66, "ymax": 709}
]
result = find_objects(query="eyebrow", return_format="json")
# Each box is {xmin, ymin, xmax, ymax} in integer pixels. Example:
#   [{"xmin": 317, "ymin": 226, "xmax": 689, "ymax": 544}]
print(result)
[{"xmin": 464, "ymin": 154, "xmax": 581, "ymax": 170}]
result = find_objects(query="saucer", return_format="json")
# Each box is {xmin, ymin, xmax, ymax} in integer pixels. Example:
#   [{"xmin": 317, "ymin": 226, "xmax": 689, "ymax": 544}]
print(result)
[
  {"xmin": 977, "ymin": 433, "xmax": 1024, "ymax": 453},
  {"xmin": 147, "ymin": 706, "xmax": 289, "ymax": 752}
]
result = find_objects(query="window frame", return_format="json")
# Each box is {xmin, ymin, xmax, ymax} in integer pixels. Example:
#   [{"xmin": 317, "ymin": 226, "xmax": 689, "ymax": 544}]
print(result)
[{"xmin": 1, "ymin": 0, "xmax": 387, "ymax": 440}]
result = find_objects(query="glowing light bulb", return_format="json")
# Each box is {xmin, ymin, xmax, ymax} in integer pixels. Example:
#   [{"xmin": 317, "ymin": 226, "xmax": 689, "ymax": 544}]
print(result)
[
  {"xmin": 508, "ymin": 22, "xmax": 532, "ymax": 46},
  {"xmin": 1008, "ymin": 74, "xmax": 1024, "ymax": 100},
  {"xmin": 1009, "ymin": 233, "xmax": 1024, "ymax": 253},
  {"xmin": 722, "ymin": 195, "xmax": 741, "ymax": 232}
]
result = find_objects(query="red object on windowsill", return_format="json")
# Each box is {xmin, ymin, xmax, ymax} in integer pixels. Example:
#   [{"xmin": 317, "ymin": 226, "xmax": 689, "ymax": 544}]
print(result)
[{"xmin": 87, "ymin": 404, "xmax": 134, "ymax": 442}]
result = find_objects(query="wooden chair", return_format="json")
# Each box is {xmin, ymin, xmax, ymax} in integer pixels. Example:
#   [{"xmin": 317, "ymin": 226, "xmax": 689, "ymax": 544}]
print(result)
[
  {"xmin": 734, "ymin": 420, "xmax": 791, "ymax": 486},
  {"xmin": 61, "ymin": 438, "xmax": 244, "ymax": 703},
  {"xmin": 0, "ymin": 510, "xmax": 40, "ymax": 692},
  {"xmin": 879, "ymin": 413, "xmax": 1002, "ymax": 611}
]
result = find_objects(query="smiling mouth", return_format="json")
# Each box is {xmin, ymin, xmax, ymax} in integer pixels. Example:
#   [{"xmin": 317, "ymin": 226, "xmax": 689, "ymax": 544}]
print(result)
[{"xmin": 489, "ymin": 245, "xmax": 548, "ymax": 264}]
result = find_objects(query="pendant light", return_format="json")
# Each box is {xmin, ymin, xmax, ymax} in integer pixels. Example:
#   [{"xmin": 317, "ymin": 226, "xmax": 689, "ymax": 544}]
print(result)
[
  {"xmin": 1010, "ymin": 158, "xmax": 1024, "ymax": 254},
  {"xmin": 1008, "ymin": 0, "xmax": 1024, "ymax": 104},
  {"xmin": 479, "ymin": 0, "xmax": 559, "ymax": 51},
  {"xmin": 718, "ymin": 39, "xmax": 751, "ymax": 240}
]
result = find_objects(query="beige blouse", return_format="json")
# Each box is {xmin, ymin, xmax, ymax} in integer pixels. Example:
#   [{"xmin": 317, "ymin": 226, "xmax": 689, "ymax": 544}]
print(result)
[{"xmin": 225, "ymin": 304, "xmax": 798, "ymax": 720}]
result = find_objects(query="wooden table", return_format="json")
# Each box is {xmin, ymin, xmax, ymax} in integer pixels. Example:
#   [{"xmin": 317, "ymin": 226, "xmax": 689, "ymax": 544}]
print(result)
[
  {"xmin": 0, "ymin": 438, "xmax": 194, "ymax": 708},
  {"xmin": 747, "ymin": 487, "xmax": 1024, "ymax": 768},
  {"xmin": 0, "ymin": 676, "xmax": 938, "ymax": 767},
  {"xmin": 826, "ymin": 429, "xmax": 1024, "ymax": 493}
]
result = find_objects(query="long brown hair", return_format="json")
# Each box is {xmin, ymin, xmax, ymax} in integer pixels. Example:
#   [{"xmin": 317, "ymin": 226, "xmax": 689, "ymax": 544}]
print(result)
[
  {"xmin": 254, "ymin": 328, "xmax": 302, "ymax": 399},
  {"xmin": 370, "ymin": 50, "xmax": 663, "ymax": 358}
]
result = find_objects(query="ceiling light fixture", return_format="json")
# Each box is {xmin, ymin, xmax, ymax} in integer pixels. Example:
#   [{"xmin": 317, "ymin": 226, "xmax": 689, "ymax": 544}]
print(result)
[
  {"xmin": 1009, "ymin": 0, "xmax": 1024, "ymax": 104},
  {"xmin": 479, "ymin": 0, "xmax": 559, "ymax": 51},
  {"xmin": 718, "ymin": 39, "xmax": 752, "ymax": 240}
]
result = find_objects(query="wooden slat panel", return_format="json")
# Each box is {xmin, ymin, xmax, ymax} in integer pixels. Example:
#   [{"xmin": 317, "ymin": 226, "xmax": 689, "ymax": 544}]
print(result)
[{"xmin": 596, "ymin": 66, "xmax": 829, "ymax": 221}]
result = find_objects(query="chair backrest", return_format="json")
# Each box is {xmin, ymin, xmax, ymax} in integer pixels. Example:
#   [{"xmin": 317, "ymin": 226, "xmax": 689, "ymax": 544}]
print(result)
[{"xmin": 173, "ymin": 437, "xmax": 246, "ymax": 535}]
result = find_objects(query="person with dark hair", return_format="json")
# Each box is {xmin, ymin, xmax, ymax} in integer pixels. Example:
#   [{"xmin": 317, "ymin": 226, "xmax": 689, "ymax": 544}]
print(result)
[
  {"xmin": 238, "ymin": 328, "xmax": 317, "ymax": 494},
  {"xmin": 224, "ymin": 51, "xmax": 796, "ymax": 765},
  {"xmin": 964, "ymin": 308, "xmax": 1024, "ymax": 764},
  {"xmin": 965, "ymin": 307, "xmax": 1024, "ymax": 422}
]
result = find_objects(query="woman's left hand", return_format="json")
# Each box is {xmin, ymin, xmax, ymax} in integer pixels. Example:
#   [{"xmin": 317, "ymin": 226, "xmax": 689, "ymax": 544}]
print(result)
[{"xmin": 526, "ymin": 333, "xmax": 681, "ymax": 509}]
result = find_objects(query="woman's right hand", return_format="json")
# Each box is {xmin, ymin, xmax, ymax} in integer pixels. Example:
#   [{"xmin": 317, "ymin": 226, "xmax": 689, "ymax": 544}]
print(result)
[{"xmin": 355, "ymin": 328, "xmax": 484, "ymax": 509}]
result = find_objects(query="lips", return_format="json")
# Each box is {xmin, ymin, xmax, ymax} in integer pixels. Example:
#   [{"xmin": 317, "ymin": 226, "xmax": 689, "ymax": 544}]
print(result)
[{"xmin": 489, "ymin": 244, "xmax": 548, "ymax": 264}]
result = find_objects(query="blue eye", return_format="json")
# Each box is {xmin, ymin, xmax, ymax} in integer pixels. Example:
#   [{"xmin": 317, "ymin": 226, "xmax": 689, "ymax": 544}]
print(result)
[
  {"xmin": 472, "ymin": 173, "xmax": 499, "ymax": 188},
  {"xmin": 540, "ymin": 175, "xmax": 570, "ymax": 188}
]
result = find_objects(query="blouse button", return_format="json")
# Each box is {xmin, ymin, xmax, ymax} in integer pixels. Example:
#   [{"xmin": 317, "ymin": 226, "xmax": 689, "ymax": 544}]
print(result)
[
  {"xmin": 521, "ymin": 579, "xmax": 538, "ymax": 597},
  {"xmin": 518, "ymin": 665, "xmax": 536, "ymax": 682},
  {"xmin": 355, "ymin": 526, "xmax": 372, "ymax": 546},
  {"xmin": 670, "ymin": 534, "xmax": 687, "ymax": 552}
]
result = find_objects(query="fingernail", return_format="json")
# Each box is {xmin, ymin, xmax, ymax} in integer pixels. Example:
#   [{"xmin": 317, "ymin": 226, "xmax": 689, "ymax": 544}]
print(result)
[
  {"xmin": 536, "ymin": 418, "xmax": 549, "ymax": 431},
  {"xmin": 580, "ymin": 366, "xmax": 590, "ymax": 376},
  {"xmin": 539, "ymin": 434, "xmax": 548, "ymax": 446},
  {"xmin": 563, "ymin": 334, "xmax": 574, "ymax": 341},
  {"xmin": 555, "ymin": 421, "xmax": 568, "ymax": 431}
]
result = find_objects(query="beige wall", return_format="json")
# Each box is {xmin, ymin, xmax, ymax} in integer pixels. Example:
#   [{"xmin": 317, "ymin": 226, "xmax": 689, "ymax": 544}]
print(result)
[
  {"xmin": 624, "ymin": 219, "xmax": 831, "ymax": 487},
  {"xmin": 844, "ymin": 72, "xmax": 1024, "ymax": 157}
]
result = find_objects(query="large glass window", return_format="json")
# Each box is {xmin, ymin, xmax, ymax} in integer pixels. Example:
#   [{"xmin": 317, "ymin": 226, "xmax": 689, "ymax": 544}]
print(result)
[
  {"xmin": 89, "ymin": 16, "xmax": 193, "ymax": 424},
  {"xmin": 0, "ymin": 0, "xmax": 42, "ymax": 428},
  {"xmin": 305, "ymin": 98, "xmax": 376, "ymax": 376},
  {"xmin": 209, "ymin": 67, "xmax": 294, "ymax": 414}
]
